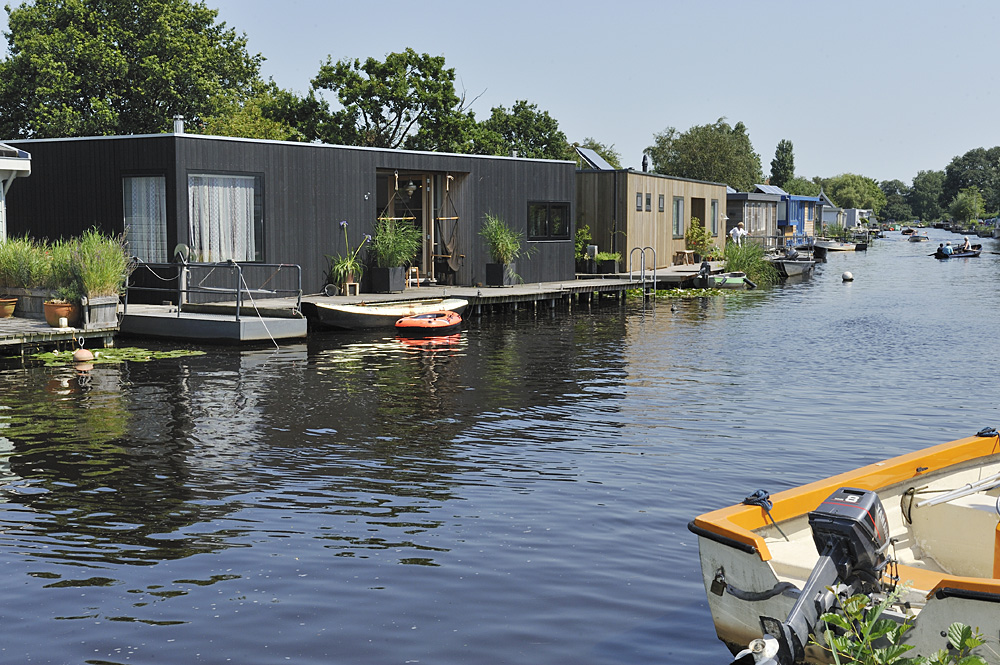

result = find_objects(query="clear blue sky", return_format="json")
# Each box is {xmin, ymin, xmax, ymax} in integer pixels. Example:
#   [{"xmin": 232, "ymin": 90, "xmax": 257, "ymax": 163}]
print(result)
[{"xmin": 4, "ymin": 0, "xmax": 1000, "ymax": 185}]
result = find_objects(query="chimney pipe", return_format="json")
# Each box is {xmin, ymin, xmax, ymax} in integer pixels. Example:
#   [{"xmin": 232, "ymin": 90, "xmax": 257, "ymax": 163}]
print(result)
[{"xmin": 173, "ymin": 115, "xmax": 185, "ymax": 134}]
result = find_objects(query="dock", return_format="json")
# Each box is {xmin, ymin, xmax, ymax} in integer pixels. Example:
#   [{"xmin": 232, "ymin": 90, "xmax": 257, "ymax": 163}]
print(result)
[{"xmin": 0, "ymin": 315, "xmax": 117, "ymax": 358}]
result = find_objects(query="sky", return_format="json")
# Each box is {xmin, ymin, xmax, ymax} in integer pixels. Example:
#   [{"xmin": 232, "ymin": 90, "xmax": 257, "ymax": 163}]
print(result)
[{"xmin": 3, "ymin": 0, "xmax": 1000, "ymax": 184}]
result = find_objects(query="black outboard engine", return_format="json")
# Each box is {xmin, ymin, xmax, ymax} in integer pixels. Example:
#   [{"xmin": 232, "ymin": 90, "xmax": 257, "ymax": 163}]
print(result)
[
  {"xmin": 733, "ymin": 487, "xmax": 890, "ymax": 665},
  {"xmin": 698, "ymin": 260, "xmax": 712, "ymax": 288}
]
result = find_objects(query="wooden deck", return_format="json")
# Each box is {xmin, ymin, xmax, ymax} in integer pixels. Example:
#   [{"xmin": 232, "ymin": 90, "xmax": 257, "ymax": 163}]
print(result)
[{"xmin": 0, "ymin": 315, "xmax": 117, "ymax": 358}]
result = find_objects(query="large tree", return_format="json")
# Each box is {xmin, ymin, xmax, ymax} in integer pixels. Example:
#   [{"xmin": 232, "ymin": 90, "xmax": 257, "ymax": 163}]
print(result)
[
  {"xmin": 573, "ymin": 137, "xmax": 623, "ymax": 169},
  {"xmin": 950, "ymin": 186, "xmax": 985, "ymax": 224},
  {"xmin": 941, "ymin": 147, "xmax": 1000, "ymax": 213},
  {"xmin": 470, "ymin": 100, "xmax": 573, "ymax": 161},
  {"xmin": 769, "ymin": 139, "xmax": 795, "ymax": 189},
  {"xmin": 311, "ymin": 48, "xmax": 470, "ymax": 150},
  {"xmin": 907, "ymin": 169, "xmax": 945, "ymax": 221},
  {"xmin": 0, "ymin": 0, "xmax": 262, "ymax": 138},
  {"xmin": 645, "ymin": 118, "xmax": 763, "ymax": 191},
  {"xmin": 879, "ymin": 179, "xmax": 913, "ymax": 222},
  {"xmin": 820, "ymin": 173, "xmax": 886, "ymax": 214},
  {"xmin": 782, "ymin": 176, "xmax": 821, "ymax": 196}
]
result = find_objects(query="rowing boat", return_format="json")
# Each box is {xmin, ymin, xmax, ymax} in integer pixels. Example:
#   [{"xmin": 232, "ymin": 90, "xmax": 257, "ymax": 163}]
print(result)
[
  {"xmin": 689, "ymin": 430, "xmax": 1000, "ymax": 664},
  {"xmin": 307, "ymin": 297, "xmax": 469, "ymax": 330}
]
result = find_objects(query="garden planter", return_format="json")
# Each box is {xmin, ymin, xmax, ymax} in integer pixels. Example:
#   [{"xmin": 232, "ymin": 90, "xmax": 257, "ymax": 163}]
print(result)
[
  {"xmin": 370, "ymin": 266, "xmax": 405, "ymax": 293},
  {"xmin": 43, "ymin": 301, "xmax": 81, "ymax": 328},
  {"xmin": 0, "ymin": 297, "xmax": 16, "ymax": 318},
  {"xmin": 5, "ymin": 287, "xmax": 48, "ymax": 319},
  {"xmin": 597, "ymin": 260, "xmax": 618, "ymax": 274},
  {"xmin": 81, "ymin": 295, "xmax": 120, "ymax": 330},
  {"xmin": 485, "ymin": 262, "xmax": 516, "ymax": 287}
]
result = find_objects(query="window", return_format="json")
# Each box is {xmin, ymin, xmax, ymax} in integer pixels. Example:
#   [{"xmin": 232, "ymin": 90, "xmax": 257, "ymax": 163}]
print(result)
[
  {"xmin": 123, "ymin": 176, "xmax": 168, "ymax": 262},
  {"xmin": 659, "ymin": 194, "xmax": 665, "ymax": 213},
  {"xmin": 527, "ymin": 201, "xmax": 570, "ymax": 240},
  {"xmin": 645, "ymin": 193, "xmax": 651, "ymax": 212},
  {"xmin": 188, "ymin": 173, "xmax": 263, "ymax": 261},
  {"xmin": 672, "ymin": 197, "xmax": 684, "ymax": 238},
  {"xmin": 711, "ymin": 199, "xmax": 719, "ymax": 236},
  {"xmin": 636, "ymin": 192, "xmax": 642, "ymax": 211}
]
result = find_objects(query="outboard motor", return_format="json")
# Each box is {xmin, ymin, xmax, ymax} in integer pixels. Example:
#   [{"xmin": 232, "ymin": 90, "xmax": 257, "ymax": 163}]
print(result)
[
  {"xmin": 731, "ymin": 488, "xmax": 890, "ymax": 665},
  {"xmin": 698, "ymin": 260, "xmax": 712, "ymax": 288}
]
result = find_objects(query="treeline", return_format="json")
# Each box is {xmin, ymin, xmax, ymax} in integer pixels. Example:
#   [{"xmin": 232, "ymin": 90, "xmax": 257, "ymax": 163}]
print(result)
[{"xmin": 0, "ymin": 0, "xmax": 990, "ymax": 224}]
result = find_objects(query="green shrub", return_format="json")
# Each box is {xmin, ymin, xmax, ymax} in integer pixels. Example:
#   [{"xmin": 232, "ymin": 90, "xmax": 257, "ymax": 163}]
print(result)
[
  {"xmin": 723, "ymin": 241, "xmax": 779, "ymax": 287},
  {"xmin": 480, "ymin": 213, "xmax": 526, "ymax": 265},
  {"xmin": 575, "ymin": 224, "xmax": 593, "ymax": 262},
  {"xmin": 685, "ymin": 218, "xmax": 713, "ymax": 255},
  {"xmin": 370, "ymin": 216, "xmax": 421, "ymax": 268}
]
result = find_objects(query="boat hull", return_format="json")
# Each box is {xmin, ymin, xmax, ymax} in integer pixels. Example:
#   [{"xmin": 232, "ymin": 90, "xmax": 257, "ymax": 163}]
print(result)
[
  {"xmin": 771, "ymin": 259, "xmax": 815, "ymax": 278},
  {"xmin": 308, "ymin": 298, "xmax": 469, "ymax": 330},
  {"xmin": 394, "ymin": 310, "xmax": 463, "ymax": 337},
  {"xmin": 708, "ymin": 272, "xmax": 756, "ymax": 290},
  {"xmin": 690, "ymin": 433, "xmax": 1000, "ymax": 663}
]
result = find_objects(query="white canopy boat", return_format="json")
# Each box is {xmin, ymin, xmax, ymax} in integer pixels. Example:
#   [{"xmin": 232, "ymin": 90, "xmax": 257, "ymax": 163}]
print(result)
[{"xmin": 308, "ymin": 297, "xmax": 469, "ymax": 330}]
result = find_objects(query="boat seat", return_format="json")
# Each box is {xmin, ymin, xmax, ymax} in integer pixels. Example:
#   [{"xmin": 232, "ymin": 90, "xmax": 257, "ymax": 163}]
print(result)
[{"xmin": 910, "ymin": 493, "xmax": 1000, "ymax": 578}]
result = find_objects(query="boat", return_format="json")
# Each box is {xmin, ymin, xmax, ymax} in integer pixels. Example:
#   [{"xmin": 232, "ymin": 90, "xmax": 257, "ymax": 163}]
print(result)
[
  {"xmin": 307, "ymin": 297, "xmax": 469, "ymax": 330},
  {"xmin": 934, "ymin": 244, "xmax": 982, "ymax": 259},
  {"xmin": 900, "ymin": 227, "xmax": 915, "ymax": 235},
  {"xmin": 394, "ymin": 310, "xmax": 462, "ymax": 336},
  {"xmin": 771, "ymin": 258, "xmax": 815, "ymax": 279},
  {"xmin": 689, "ymin": 429, "xmax": 1000, "ymax": 664},
  {"xmin": 709, "ymin": 272, "xmax": 757, "ymax": 290},
  {"xmin": 907, "ymin": 233, "xmax": 929, "ymax": 242},
  {"xmin": 814, "ymin": 240, "xmax": 866, "ymax": 252}
]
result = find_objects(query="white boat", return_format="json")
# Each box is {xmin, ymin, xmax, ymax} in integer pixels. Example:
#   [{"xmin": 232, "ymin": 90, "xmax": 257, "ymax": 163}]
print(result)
[
  {"xmin": 689, "ymin": 430, "xmax": 1000, "ymax": 664},
  {"xmin": 772, "ymin": 259, "xmax": 815, "ymax": 278},
  {"xmin": 308, "ymin": 297, "xmax": 469, "ymax": 330},
  {"xmin": 814, "ymin": 239, "xmax": 866, "ymax": 252}
]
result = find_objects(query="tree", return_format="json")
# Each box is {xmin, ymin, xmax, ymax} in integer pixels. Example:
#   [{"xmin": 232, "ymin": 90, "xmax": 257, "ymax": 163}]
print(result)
[
  {"xmin": 572, "ymin": 137, "xmax": 623, "ymax": 169},
  {"xmin": 949, "ymin": 186, "xmax": 985, "ymax": 224},
  {"xmin": 470, "ymin": 100, "xmax": 574, "ymax": 161},
  {"xmin": 820, "ymin": 174, "xmax": 886, "ymax": 215},
  {"xmin": 196, "ymin": 82, "xmax": 306, "ymax": 141},
  {"xmin": 879, "ymin": 179, "xmax": 913, "ymax": 221},
  {"xmin": 942, "ymin": 147, "xmax": 1000, "ymax": 214},
  {"xmin": 907, "ymin": 169, "xmax": 945, "ymax": 221},
  {"xmin": 769, "ymin": 139, "xmax": 795, "ymax": 189},
  {"xmin": 783, "ymin": 176, "xmax": 821, "ymax": 196},
  {"xmin": 645, "ymin": 118, "xmax": 763, "ymax": 192},
  {"xmin": 0, "ymin": 0, "xmax": 263, "ymax": 138},
  {"xmin": 311, "ymin": 48, "xmax": 470, "ymax": 150}
]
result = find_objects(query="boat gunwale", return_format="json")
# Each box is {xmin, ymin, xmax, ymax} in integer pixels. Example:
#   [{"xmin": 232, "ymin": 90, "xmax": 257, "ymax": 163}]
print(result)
[{"xmin": 691, "ymin": 434, "xmax": 1000, "ymax": 597}]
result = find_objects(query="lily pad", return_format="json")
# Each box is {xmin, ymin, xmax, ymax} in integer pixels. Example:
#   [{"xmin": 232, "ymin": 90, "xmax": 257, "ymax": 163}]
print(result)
[{"xmin": 33, "ymin": 347, "xmax": 205, "ymax": 366}]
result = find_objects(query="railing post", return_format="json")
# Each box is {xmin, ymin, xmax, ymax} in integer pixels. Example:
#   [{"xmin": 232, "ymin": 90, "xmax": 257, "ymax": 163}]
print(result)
[{"xmin": 233, "ymin": 263, "xmax": 241, "ymax": 321}]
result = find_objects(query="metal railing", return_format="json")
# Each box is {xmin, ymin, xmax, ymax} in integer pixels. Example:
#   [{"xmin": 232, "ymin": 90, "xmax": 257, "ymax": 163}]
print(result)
[
  {"xmin": 124, "ymin": 261, "xmax": 302, "ymax": 320},
  {"xmin": 628, "ymin": 246, "xmax": 656, "ymax": 299}
]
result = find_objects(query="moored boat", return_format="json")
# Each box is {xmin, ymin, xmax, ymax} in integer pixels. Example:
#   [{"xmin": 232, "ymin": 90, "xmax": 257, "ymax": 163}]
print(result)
[
  {"xmin": 689, "ymin": 429, "xmax": 1000, "ymax": 664},
  {"xmin": 394, "ymin": 310, "xmax": 462, "ymax": 336},
  {"xmin": 814, "ymin": 240, "xmax": 865, "ymax": 252},
  {"xmin": 709, "ymin": 272, "xmax": 757, "ymax": 290},
  {"xmin": 307, "ymin": 297, "xmax": 469, "ymax": 330}
]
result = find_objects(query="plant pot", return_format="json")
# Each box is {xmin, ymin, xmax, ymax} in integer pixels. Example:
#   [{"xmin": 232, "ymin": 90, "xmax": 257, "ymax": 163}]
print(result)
[
  {"xmin": 43, "ymin": 301, "xmax": 81, "ymax": 328},
  {"xmin": 370, "ymin": 266, "xmax": 405, "ymax": 293},
  {"xmin": 485, "ymin": 262, "xmax": 516, "ymax": 287},
  {"xmin": 0, "ymin": 297, "xmax": 16, "ymax": 318},
  {"xmin": 597, "ymin": 260, "xmax": 618, "ymax": 274},
  {"xmin": 81, "ymin": 295, "xmax": 120, "ymax": 330},
  {"xmin": 5, "ymin": 287, "xmax": 48, "ymax": 319}
]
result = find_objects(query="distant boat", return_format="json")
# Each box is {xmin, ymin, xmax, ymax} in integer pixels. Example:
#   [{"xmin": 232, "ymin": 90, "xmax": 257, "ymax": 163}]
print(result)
[
  {"xmin": 814, "ymin": 239, "xmax": 865, "ymax": 252},
  {"xmin": 908, "ymin": 233, "xmax": 930, "ymax": 242},
  {"xmin": 901, "ymin": 227, "xmax": 915, "ymax": 234},
  {"xmin": 307, "ymin": 297, "xmax": 469, "ymax": 330}
]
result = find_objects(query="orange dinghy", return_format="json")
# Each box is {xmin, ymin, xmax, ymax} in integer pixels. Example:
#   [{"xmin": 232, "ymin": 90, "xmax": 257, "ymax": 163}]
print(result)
[{"xmin": 394, "ymin": 310, "xmax": 462, "ymax": 336}]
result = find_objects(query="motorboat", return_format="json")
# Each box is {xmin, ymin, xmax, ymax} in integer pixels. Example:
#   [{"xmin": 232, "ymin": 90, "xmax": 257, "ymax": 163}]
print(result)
[
  {"xmin": 901, "ymin": 227, "xmax": 915, "ymax": 235},
  {"xmin": 394, "ymin": 310, "xmax": 462, "ymax": 336},
  {"xmin": 709, "ymin": 272, "xmax": 757, "ymax": 290},
  {"xmin": 689, "ymin": 429, "xmax": 1000, "ymax": 664},
  {"xmin": 307, "ymin": 297, "xmax": 469, "ymax": 330},
  {"xmin": 767, "ymin": 249, "xmax": 815, "ymax": 279},
  {"xmin": 907, "ymin": 233, "xmax": 930, "ymax": 242},
  {"xmin": 814, "ymin": 240, "xmax": 866, "ymax": 252}
]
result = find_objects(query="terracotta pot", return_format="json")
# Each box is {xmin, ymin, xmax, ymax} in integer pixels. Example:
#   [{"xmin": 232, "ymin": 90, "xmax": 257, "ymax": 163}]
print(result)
[
  {"xmin": 0, "ymin": 297, "xmax": 16, "ymax": 318},
  {"xmin": 43, "ymin": 301, "xmax": 81, "ymax": 328}
]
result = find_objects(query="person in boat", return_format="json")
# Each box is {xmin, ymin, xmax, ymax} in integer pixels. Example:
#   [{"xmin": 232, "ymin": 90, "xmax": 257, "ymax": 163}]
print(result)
[
  {"xmin": 729, "ymin": 222, "xmax": 747, "ymax": 246},
  {"xmin": 935, "ymin": 243, "xmax": 945, "ymax": 258},
  {"xmin": 960, "ymin": 236, "xmax": 971, "ymax": 252},
  {"xmin": 942, "ymin": 241, "xmax": 954, "ymax": 256}
]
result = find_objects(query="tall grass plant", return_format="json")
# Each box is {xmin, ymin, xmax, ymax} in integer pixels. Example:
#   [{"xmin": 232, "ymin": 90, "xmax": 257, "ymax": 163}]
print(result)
[
  {"xmin": 0, "ymin": 236, "xmax": 48, "ymax": 290},
  {"xmin": 723, "ymin": 241, "xmax": 779, "ymax": 287}
]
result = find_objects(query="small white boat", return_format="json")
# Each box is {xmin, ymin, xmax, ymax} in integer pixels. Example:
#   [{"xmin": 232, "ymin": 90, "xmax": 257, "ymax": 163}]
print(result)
[
  {"xmin": 772, "ymin": 259, "xmax": 815, "ymax": 278},
  {"xmin": 908, "ymin": 233, "xmax": 930, "ymax": 242},
  {"xmin": 709, "ymin": 272, "xmax": 757, "ymax": 290},
  {"xmin": 690, "ymin": 430, "xmax": 1000, "ymax": 664},
  {"xmin": 814, "ymin": 239, "xmax": 866, "ymax": 252},
  {"xmin": 308, "ymin": 297, "xmax": 469, "ymax": 330}
]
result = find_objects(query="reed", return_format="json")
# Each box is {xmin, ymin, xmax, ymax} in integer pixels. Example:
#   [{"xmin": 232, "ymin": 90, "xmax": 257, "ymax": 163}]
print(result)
[
  {"xmin": 723, "ymin": 241, "xmax": 779, "ymax": 287},
  {"xmin": 0, "ymin": 236, "xmax": 48, "ymax": 290}
]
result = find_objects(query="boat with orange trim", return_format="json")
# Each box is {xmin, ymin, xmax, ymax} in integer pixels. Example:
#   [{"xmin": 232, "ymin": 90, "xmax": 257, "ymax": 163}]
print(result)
[
  {"xmin": 394, "ymin": 310, "xmax": 462, "ymax": 336},
  {"xmin": 689, "ymin": 429, "xmax": 1000, "ymax": 664}
]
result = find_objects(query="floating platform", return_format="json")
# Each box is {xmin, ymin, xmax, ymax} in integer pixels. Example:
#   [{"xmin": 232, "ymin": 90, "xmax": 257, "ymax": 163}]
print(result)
[{"xmin": 120, "ymin": 304, "xmax": 307, "ymax": 343}]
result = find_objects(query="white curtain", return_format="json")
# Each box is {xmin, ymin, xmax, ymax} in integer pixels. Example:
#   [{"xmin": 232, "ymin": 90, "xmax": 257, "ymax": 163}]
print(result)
[
  {"xmin": 123, "ymin": 176, "xmax": 167, "ymax": 262},
  {"xmin": 188, "ymin": 174, "xmax": 256, "ymax": 262}
]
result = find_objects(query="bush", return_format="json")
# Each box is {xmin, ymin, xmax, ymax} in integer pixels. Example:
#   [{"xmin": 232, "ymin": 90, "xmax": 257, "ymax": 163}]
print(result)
[
  {"xmin": 480, "ymin": 213, "xmax": 526, "ymax": 265},
  {"xmin": 685, "ymin": 218, "xmax": 713, "ymax": 255},
  {"xmin": 723, "ymin": 241, "xmax": 779, "ymax": 287},
  {"xmin": 575, "ymin": 224, "xmax": 593, "ymax": 262}
]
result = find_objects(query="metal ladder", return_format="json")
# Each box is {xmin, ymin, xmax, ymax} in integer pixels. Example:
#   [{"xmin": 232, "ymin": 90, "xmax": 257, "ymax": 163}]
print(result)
[{"xmin": 628, "ymin": 247, "xmax": 656, "ymax": 300}]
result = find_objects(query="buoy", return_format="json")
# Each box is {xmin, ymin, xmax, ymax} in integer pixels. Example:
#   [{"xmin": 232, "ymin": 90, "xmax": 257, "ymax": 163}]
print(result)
[
  {"xmin": 73, "ymin": 348, "xmax": 94, "ymax": 362},
  {"xmin": 842, "ymin": 271, "xmax": 854, "ymax": 282}
]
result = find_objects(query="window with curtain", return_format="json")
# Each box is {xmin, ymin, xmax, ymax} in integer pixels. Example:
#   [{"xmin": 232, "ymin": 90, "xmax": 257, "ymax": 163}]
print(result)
[
  {"xmin": 123, "ymin": 176, "xmax": 167, "ymax": 262},
  {"xmin": 188, "ymin": 174, "xmax": 263, "ymax": 262}
]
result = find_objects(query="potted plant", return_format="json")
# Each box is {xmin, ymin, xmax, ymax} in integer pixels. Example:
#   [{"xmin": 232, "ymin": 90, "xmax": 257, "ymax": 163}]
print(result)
[
  {"xmin": 479, "ymin": 213, "xmax": 530, "ymax": 287},
  {"xmin": 594, "ymin": 251, "xmax": 621, "ymax": 274},
  {"xmin": 0, "ymin": 236, "xmax": 49, "ymax": 318},
  {"xmin": 685, "ymin": 217, "xmax": 712, "ymax": 262},
  {"xmin": 574, "ymin": 224, "xmax": 594, "ymax": 273},
  {"xmin": 325, "ymin": 220, "xmax": 369, "ymax": 294},
  {"xmin": 73, "ymin": 228, "xmax": 133, "ymax": 329},
  {"xmin": 43, "ymin": 238, "xmax": 82, "ymax": 327},
  {"xmin": 369, "ymin": 216, "xmax": 422, "ymax": 293}
]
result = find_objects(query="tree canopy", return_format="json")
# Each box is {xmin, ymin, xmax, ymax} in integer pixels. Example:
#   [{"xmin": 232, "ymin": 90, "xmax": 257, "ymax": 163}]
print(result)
[
  {"xmin": 470, "ymin": 100, "xmax": 573, "ymax": 161},
  {"xmin": 950, "ymin": 186, "xmax": 985, "ymax": 224},
  {"xmin": 311, "ymin": 48, "xmax": 468, "ymax": 150},
  {"xmin": 645, "ymin": 118, "xmax": 763, "ymax": 191},
  {"xmin": 907, "ymin": 170, "xmax": 945, "ymax": 221},
  {"xmin": 769, "ymin": 139, "xmax": 795, "ymax": 189},
  {"xmin": 820, "ymin": 174, "xmax": 886, "ymax": 214},
  {"xmin": 782, "ymin": 176, "xmax": 821, "ymax": 197},
  {"xmin": 942, "ymin": 147, "xmax": 1000, "ymax": 214},
  {"xmin": 0, "ymin": 0, "xmax": 263, "ymax": 138},
  {"xmin": 878, "ymin": 179, "xmax": 913, "ymax": 221}
]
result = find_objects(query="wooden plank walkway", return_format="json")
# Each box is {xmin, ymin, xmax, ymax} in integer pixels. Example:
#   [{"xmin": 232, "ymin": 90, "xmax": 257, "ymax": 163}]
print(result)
[{"xmin": 0, "ymin": 315, "xmax": 117, "ymax": 358}]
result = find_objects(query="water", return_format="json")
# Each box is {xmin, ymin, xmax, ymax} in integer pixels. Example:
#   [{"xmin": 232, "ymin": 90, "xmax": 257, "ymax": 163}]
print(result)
[{"xmin": 1, "ymin": 230, "xmax": 998, "ymax": 664}]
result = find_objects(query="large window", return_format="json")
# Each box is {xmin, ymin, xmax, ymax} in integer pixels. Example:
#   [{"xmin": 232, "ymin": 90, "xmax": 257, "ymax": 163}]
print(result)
[
  {"xmin": 528, "ymin": 201, "xmax": 570, "ymax": 240},
  {"xmin": 123, "ymin": 176, "xmax": 168, "ymax": 262},
  {"xmin": 711, "ymin": 199, "xmax": 719, "ymax": 236},
  {"xmin": 188, "ymin": 174, "xmax": 263, "ymax": 262},
  {"xmin": 672, "ymin": 197, "xmax": 684, "ymax": 238}
]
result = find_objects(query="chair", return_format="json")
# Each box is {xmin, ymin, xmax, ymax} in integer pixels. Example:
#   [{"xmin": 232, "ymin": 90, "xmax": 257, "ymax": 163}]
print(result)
[{"xmin": 407, "ymin": 266, "xmax": 420, "ymax": 288}]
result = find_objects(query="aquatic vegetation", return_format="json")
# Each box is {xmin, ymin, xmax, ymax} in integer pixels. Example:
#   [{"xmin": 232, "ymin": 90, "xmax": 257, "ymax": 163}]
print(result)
[
  {"xmin": 722, "ymin": 241, "xmax": 780, "ymax": 287},
  {"xmin": 34, "ymin": 347, "xmax": 205, "ymax": 366}
]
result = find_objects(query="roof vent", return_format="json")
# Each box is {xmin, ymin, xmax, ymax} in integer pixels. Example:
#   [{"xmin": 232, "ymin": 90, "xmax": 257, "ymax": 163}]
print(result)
[{"xmin": 173, "ymin": 115, "xmax": 185, "ymax": 134}]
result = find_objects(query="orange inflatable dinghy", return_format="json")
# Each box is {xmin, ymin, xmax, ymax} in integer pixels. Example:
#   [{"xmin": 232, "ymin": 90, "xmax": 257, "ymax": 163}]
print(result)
[{"xmin": 394, "ymin": 310, "xmax": 462, "ymax": 336}]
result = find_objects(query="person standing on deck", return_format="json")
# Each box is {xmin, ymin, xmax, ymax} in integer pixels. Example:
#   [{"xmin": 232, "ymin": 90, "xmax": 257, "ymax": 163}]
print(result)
[{"xmin": 729, "ymin": 222, "xmax": 748, "ymax": 246}]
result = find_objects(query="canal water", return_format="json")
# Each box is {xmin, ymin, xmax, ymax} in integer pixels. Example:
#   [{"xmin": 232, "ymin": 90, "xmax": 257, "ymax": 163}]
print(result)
[{"xmin": 1, "ymin": 230, "xmax": 999, "ymax": 664}]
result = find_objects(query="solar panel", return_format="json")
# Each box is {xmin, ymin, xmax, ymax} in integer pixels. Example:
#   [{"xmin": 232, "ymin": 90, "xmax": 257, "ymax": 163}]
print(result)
[{"xmin": 575, "ymin": 147, "xmax": 615, "ymax": 170}]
